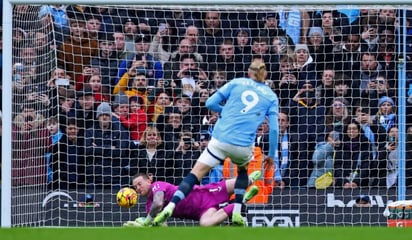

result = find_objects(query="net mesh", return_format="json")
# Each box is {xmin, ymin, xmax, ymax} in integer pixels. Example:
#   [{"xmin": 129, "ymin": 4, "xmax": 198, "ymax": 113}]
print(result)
[{"xmin": 6, "ymin": 4, "xmax": 412, "ymax": 227}]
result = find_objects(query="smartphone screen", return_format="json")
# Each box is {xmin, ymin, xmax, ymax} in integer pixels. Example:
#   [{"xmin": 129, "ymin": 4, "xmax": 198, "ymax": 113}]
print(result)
[{"xmin": 159, "ymin": 23, "xmax": 166, "ymax": 32}]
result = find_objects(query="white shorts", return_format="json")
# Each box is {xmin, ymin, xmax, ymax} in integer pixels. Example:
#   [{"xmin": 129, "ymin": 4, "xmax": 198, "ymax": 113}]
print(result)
[{"xmin": 197, "ymin": 137, "xmax": 254, "ymax": 168}]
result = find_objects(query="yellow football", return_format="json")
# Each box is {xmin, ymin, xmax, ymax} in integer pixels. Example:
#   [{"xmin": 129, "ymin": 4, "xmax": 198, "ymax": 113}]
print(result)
[{"xmin": 116, "ymin": 187, "xmax": 138, "ymax": 208}]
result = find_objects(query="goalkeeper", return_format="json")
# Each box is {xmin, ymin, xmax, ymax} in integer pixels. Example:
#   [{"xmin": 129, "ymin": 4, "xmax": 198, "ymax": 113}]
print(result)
[{"xmin": 124, "ymin": 171, "xmax": 261, "ymax": 227}]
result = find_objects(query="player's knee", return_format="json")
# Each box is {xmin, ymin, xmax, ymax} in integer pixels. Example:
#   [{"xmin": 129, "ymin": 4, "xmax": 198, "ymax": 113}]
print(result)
[{"xmin": 199, "ymin": 218, "xmax": 215, "ymax": 227}]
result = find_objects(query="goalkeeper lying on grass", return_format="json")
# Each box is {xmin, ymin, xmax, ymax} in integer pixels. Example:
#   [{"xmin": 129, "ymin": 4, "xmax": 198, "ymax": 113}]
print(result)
[{"xmin": 124, "ymin": 171, "xmax": 261, "ymax": 227}]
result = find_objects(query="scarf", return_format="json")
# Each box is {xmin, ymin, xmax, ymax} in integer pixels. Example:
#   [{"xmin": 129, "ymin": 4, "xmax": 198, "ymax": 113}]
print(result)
[
  {"xmin": 274, "ymin": 133, "xmax": 289, "ymax": 181},
  {"xmin": 379, "ymin": 113, "xmax": 396, "ymax": 132},
  {"xmin": 362, "ymin": 124, "xmax": 377, "ymax": 160}
]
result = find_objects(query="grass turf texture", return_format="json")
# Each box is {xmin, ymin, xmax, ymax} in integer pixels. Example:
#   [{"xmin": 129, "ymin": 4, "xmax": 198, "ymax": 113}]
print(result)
[{"xmin": 1, "ymin": 227, "xmax": 412, "ymax": 240}]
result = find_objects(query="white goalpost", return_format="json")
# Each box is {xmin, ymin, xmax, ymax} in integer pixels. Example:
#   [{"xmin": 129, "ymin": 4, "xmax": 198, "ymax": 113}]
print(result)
[{"xmin": 2, "ymin": 0, "xmax": 412, "ymax": 228}]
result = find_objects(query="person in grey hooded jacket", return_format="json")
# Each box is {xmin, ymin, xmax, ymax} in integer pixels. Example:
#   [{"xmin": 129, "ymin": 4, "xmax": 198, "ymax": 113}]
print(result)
[{"xmin": 307, "ymin": 131, "xmax": 341, "ymax": 188}]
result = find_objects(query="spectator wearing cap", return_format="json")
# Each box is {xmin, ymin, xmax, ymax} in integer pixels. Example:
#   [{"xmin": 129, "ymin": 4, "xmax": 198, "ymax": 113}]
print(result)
[
  {"xmin": 307, "ymin": 131, "xmax": 341, "ymax": 188},
  {"xmin": 67, "ymin": 86, "xmax": 96, "ymax": 134},
  {"xmin": 115, "ymin": 33, "xmax": 163, "ymax": 87},
  {"xmin": 287, "ymin": 81, "xmax": 326, "ymax": 186},
  {"xmin": 259, "ymin": 12, "xmax": 289, "ymax": 40},
  {"xmin": 111, "ymin": 92, "xmax": 130, "ymax": 122},
  {"xmin": 123, "ymin": 17, "xmax": 140, "ymax": 53},
  {"xmin": 293, "ymin": 43, "xmax": 317, "ymax": 88},
  {"xmin": 89, "ymin": 32, "xmax": 120, "ymax": 88},
  {"xmin": 307, "ymin": 26, "xmax": 334, "ymax": 72},
  {"xmin": 373, "ymin": 96, "xmax": 397, "ymax": 133},
  {"xmin": 57, "ymin": 14, "xmax": 98, "ymax": 84},
  {"xmin": 84, "ymin": 102, "xmax": 130, "ymax": 187}
]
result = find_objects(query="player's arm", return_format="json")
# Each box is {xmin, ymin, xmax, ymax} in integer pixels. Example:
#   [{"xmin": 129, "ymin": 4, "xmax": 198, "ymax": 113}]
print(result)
[
  {"xmin": 148, "ymin": 191, "xmax": 165, "ymax": 218},
  {"xmin": 206, "ymin": 80, "xmax": 233, "ymax": 113},
  {"xmin": 135, "ymin": 191, "xmax": 165, "ymax": 226},
  {"xmin": 205, "ymin": 91, "xmax": 225, "ymax": 113},
  {"xmin": 267, "ymin": 113, "xmax": 279, "ymax": 161}
]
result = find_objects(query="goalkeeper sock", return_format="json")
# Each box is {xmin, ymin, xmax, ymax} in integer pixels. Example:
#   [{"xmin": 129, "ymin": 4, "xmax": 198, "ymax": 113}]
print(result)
[{"xmin": 170, "ymin": 173, "xmax": 199, "ymax": 204}]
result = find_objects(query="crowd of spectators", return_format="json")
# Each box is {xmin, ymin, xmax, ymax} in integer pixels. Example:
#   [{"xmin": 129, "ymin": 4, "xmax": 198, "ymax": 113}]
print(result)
[{"xmin": 5, "ymin": 5, "xmax": 412, "ymax": 191}]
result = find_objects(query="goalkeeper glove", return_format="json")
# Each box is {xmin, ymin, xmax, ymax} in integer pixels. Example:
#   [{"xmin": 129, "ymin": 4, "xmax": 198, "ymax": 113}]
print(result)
[{"xmin": 135, "ymin": 217, "xmax": 152, "ymax": 226}]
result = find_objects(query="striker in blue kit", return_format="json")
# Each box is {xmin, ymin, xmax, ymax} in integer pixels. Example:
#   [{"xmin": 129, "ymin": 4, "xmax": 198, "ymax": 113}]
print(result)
[{"xmin": 206, "ymin": 77, "xmax": 279, "ymax": 156}]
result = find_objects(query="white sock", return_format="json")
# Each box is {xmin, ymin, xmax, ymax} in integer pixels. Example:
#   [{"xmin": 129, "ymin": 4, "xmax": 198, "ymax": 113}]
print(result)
[
  {"xmin": 167, "ymin": 202, "xmax": 175, "ymax": 210},
  {"xmin": 233, "ymin": 203, "xmax": 242, "ymax": 215}
]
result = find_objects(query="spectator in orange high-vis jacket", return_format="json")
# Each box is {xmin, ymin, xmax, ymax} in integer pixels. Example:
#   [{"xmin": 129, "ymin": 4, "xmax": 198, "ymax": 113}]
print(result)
[{"xmin": 223, "ymin": 146, "xmax": 274, "ymax": 204}]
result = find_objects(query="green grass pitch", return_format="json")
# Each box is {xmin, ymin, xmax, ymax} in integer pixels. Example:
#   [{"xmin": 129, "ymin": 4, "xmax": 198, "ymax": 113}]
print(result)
[{"xmin": 1, "ymin": 227, "xmax": 412, "ymax": 240}]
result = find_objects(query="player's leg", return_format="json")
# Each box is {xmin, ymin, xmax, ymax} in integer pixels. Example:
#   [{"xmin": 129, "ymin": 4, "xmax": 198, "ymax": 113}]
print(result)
[
  {"xmin": 232, "ymin": 165, "xmax": 249, "ymax": 226},
  {"xmin": 152, "ymin": 161, "xmax": 211, "ymax": 225},
  {"xmin": 199, "ymin": 208, "xmax": 226, "ymax": 226},
  {"xmin": 225, "ymin": 170, "xmax": 262, "ymax": 195},
  {"xmin": 199, "ymin": 204, "xmax": 235, "ymax": 226},
  {"xmin": 153, "ymin": 139, "xmax": 225, "ymax": 225}
]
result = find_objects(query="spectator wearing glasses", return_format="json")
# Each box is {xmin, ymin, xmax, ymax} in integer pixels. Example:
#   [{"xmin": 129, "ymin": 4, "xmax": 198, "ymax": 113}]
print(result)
[{"xmin": 324, "ymin": 97, "xmax": 352, "ymax": 134}]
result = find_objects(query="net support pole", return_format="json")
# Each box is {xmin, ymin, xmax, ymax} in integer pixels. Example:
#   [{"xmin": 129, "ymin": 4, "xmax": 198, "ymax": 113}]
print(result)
[
  {"xmin": 1, "ymin": 0, "xmax": 13, "ymax": 228},
  {"xmin": 397, "ymin": 9, "xmax": 407, "ymax": 201}
]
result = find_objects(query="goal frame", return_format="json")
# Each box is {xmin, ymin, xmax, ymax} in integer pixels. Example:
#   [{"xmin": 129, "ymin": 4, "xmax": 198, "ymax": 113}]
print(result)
[{"xmin": 1, "ymin": 0, "xmax": 410, "ymax": 228}]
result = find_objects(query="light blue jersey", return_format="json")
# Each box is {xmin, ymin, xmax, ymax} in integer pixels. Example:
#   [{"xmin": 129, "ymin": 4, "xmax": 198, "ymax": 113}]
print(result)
[{"xmin": 206, "ymin": 77, "xmax": 279, "ymax": 159}]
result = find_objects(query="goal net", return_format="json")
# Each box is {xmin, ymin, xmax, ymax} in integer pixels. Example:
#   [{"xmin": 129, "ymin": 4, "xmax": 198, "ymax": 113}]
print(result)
[{"xmin": 3, "ymin": 3, "xmax": 412, "ymax": 227}]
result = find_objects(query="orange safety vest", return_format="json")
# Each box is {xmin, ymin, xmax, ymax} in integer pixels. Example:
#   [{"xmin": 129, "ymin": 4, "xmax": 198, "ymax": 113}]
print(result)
[{"xmin": 223, "ymin": 146, "xmax": 274, "ymax": 204}]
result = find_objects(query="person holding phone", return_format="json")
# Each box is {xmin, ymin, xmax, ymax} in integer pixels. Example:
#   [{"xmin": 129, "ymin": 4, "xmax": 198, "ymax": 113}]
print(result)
[
  {"xmin": 383, "ymin": 126, "xmax": 398, "ymax": 188},
  {"xmin": 148, "ymin": 21, "xmax": 179, "ymax": 65}
]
